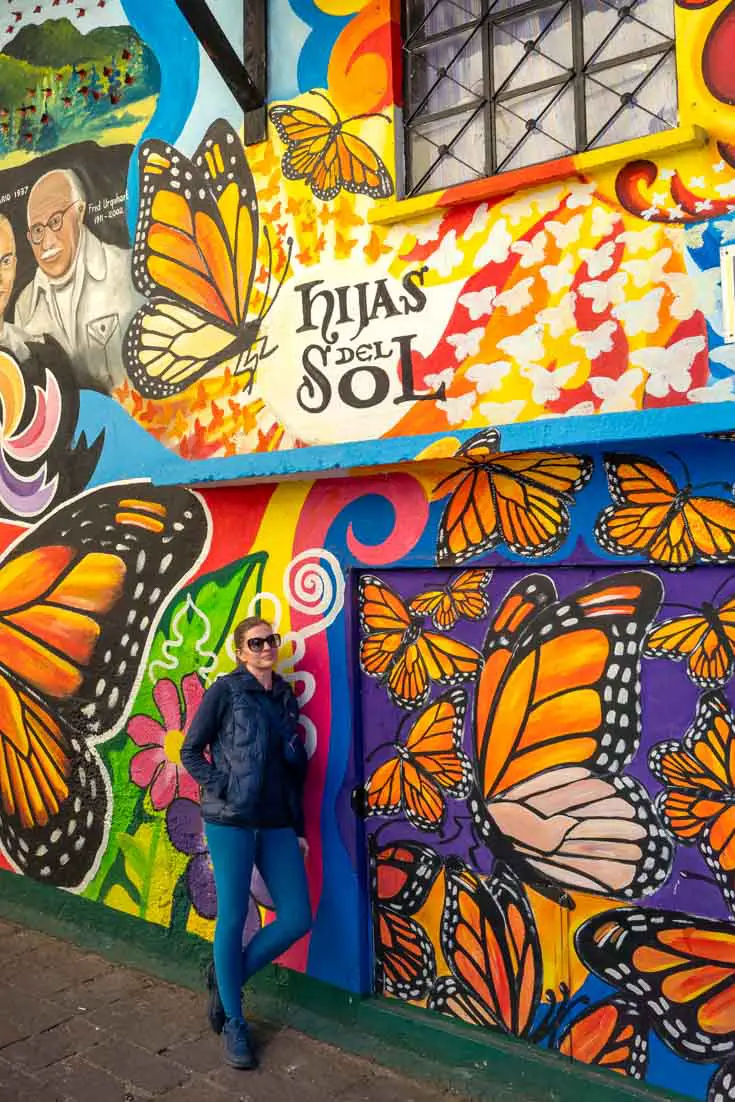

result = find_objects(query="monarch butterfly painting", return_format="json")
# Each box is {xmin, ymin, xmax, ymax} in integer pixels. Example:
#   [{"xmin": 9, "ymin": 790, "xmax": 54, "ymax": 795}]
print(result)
[
  {"xmin": 124, "ymin": 118, "xmax": 288, "ymax": 400},
  {"xmin": 645, "ymin": 582, "xmax": 735, "ymax": 687},
  {"xmin": 356, "ymin": 689, "xmax": 471, "ymax": 833},
  {"xmin": 428, "ymin": 859, "xmax": 543, "ymax": 1037},
  {"xmin": 649, "ymin": 691, "xmax": 735, "ymax": 914},
  {"xmin": 0, "ymin": 482, "xmax": 208, "ymax": 888},
  {"xmin": 358, "ymin": 574, "xmax": 482, "ymax": 710},
  {"xmin": 555, "ymin": 996, "xmax": 649, "ymax": 1079},
  {"xmin": 409, "ymin": 569, "xmax": 493, "ymax": 631},
  {"xmin": 369, "ymin": 835, "xmax": 440, "ymax": 999},
  {"xmin": 467, "ymin": 570, "xmax": 673, "ymax": 904},
  {"xmin": 595, "ymin": 454, "xmax": 735, "ymax": 570},
  {"xmin": 432, "ymin": 430, "xmax": 593, "ymax": 566},
  {"xmin": 269, "ymin": 91, "xmax": 394, "ymax": 202},
  {"xmin": 575, "ymin": 907, "xmax": 735, "ymax": 1067}
]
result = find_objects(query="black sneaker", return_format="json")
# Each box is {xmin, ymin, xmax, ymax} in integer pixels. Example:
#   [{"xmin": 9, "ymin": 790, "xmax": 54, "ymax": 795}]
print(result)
[
  {"xmin": 206, "ymin": 961, "xmax": 226, "ymax": 1035},
  {"xmin": 223, "ymin": 1016, "xmax": 257, "ymax": 1069}
]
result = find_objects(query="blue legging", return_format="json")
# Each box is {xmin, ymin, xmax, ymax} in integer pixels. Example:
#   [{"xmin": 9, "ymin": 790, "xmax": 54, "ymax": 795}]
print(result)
[{"xmin": 205, "ymin": 823, "xmax": 312, "ymax": 1020}]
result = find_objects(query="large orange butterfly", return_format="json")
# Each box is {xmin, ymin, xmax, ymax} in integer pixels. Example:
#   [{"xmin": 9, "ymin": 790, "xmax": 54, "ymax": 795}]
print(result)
[
  {"xmin": 358, "ymin": 574, "xmax": 482, "ymax": 710},
  {"xmin": 649, "ymin": 692, "xmax": 735, "ymax": 913},
  {"xmin": 269, "ymin": 91, "xmax": 394, "ymax": 203},
  {"xmin": 645, "ymin": 586, "xmax": 735, "ymax": 688},
  {"xmin": 576, "ymin": 907, "xmax": 735, "ymax": 1067},
  {"xmin": 409, "ymin": 569, "xmax": 493, "ymax": 631},
  {"xmin": 358, "ymin": 689, "xmax": 471, "ymax": 833},
  {"xmin": 468, "ymin": 571, "xmax": 673, "ymax": 903},
  {"xmin": 432, "ymin": 430, "xmax": 593, "ymax": 565},
  {"xmin": 596, "ymin": 454, "xmax": 735, "ymax": 570},
  {"xmin": 428, "ymin": 859, "xmax": 542, "ymax": 1037},
  {"xmin": 555, "ymin": 997, "xmax": 649, "ymax": 1079},
  {"xmin": 369, "ymin": 835, "xmax": 441, "ymax": 999},
  {"xmin": 0, "ymin": 483, "xmax": 207, "ymax": 888},
  {"xmin": 124, "ymin": 119, "xmax": 287, "ymax": 400}
]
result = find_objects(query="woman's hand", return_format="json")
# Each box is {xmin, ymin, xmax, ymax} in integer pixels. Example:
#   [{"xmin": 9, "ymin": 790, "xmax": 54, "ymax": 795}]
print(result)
[{"xmin": 298, "ymin": 837, "xmax": 309, "ymax": 860}]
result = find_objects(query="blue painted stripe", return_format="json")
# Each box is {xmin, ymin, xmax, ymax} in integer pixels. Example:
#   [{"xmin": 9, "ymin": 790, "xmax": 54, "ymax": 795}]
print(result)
[
  {"xmin": 122, "ymin": 0, "xmax": 200, "ymax": 241},
  {"xmin": 78, "ymin": 390, "xmax": 735, "ymax": 488}
]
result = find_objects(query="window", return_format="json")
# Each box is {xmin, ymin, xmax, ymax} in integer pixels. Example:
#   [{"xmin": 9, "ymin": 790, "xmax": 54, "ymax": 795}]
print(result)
[{"xmin": 402, "ymin": 0, "xmax": 677, "ymax": 196}]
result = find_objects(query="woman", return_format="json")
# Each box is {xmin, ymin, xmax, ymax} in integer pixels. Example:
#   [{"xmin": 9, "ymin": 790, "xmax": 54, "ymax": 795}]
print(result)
[{"xmin": 181, "ymin": 617, "xmax": 311, "ymax": 1070}]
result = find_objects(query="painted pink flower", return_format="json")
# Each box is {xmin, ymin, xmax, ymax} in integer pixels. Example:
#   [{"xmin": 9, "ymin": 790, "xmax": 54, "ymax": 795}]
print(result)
[{"xmin": 128, "ymin": 674, "xmax": 204, "ymax": 810}]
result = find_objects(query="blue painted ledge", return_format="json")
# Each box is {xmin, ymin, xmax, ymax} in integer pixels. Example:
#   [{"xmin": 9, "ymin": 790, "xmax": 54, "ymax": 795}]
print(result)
[{"xmin": 79, "ymin": 391, "xmax": 735, "ymax": 489}]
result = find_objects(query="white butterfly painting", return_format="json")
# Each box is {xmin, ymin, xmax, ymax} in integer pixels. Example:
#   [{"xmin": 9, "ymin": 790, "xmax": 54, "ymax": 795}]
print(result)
[
  {"xmin": 578, "ymin": 272, "xmax": 628, "ymax": 312},
  {"xmin": 494, "ymin": 276, "xmax": 535, "ymax": 315},
  {"xmin": 520, "ymin": 361, "xmax": 579, "ymax": 404},
  {"xmin": 432, "ymin": 229, "xmax": 464, "ymax": 277},
  {"xmin": 579, "ymin": 240, "xmax": 616, "ymax": 278},
  {"xmin": 466, "ymin": 203, "xmax": 490, "ymax": 238},
  {"xmin": 466, "ymin": 360, "xmax": 513, "ymax": 393},
  {"xmin": 459, "ymin": 287, "xmax": 497, "ymax": 321},
  {"xmin": 478, "ymin": 398, "xmax": 526, "ymax": 423},
  {"xmin": 570, "ymin": 320, "xmax": 617, "ymax": 359},
  {"xmin": 714, "ymin": 218, "xmax": 735, "ymax": 245},
  {"xmin": 621, "ymin": 247, "xmax": 672, "ymax": 289},
  {"xmin": 447, "ymin": 326, "xmax": 486, "ymax": 362},
  {"xmin": 540, "ymin": 256, "xmax": 575, "ymax": 293},
  {"xmin": 688, "ymin": 377, "xmax": 735, "ymax": 403},
  {"xmin": 475, "ymin": 219, "xmax": 513, "ymax": 266},
  {"xmin": 497, "ymin": 323, "xmax": 545, "ymax": 363},
  {"xmin": 566, "ymin": 181, "xmax": 596, "ymax": 209},
  {"xmin": 618, "ymin": 225, "xmax": 663, "ymax": 254},
  {"xmin": 590, "ymin": 207, "xmax": 620, "ymax": 237},
  {"xmin": 438, "ymin": 391, "xmax": 477, "ymax": 425},
  {"xmin": 537, "ymin": 291, "xmax": 578, "ymax": 338},
  {"xmin": 424, "ymin": 368, "xmax": 455, "ymax": 392},
  {"xmin": 589, "ymin": 368, "xmax": 645, "ymax": 413},
  {"xmin": 412, "ymin": 214, "xmax": 445, "ymax": 245},
  {"xmin": 631, "ymin": 335, "xmax": 705, "ymax": 397},
  {"xmin": 546, "ymin": 215, "xmax": 583, "ymax": 249},
  {"xmin": 512, "ymin": 231, "xmax": 548, "ymax": 268},
  {"xmin": 710, "ymin": 344, "xmax": 735, "ymax": 371},
  {"xmin": 612, "ymin": 287, "xmax": 665, "ymax": 335}
]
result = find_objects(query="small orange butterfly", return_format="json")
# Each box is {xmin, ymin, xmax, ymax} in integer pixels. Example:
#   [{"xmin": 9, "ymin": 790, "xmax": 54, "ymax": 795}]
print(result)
[
  {"xmin": 596, "ymin": 454, "xmax": 735, "ymax": 569},
  {"xmin": 269, "ymin": 91, "xmax": 394, "ymax": 203},
  {"xmin": 359, "ymin": 574, "xmax": 482, "ymax": 709},
  {"xmin": 409, "ymin": 569, "xmax": 492, "ymax": 631},
  {"xmin": 358, "ymin": 689, "xmax": 471, "ymax": 832}
]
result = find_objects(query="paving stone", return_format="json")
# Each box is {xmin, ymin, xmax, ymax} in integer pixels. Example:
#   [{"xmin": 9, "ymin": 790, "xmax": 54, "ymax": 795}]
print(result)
[
  {"xmin": 86, "ymin": 1036, "xmax": 188, "ymax": 1094},
  {"xmin": 37, "ymin": 1054, "xmax": 147, "ymax": 1102},
  {"xmin": 6, "ymin": 947, "xmax": 111, "ymax": 998},
  {"xmin": 254, "ymin": 1029, "xmax": 370, "ymax": 1094},
  {"xmin": 163, "ymin": 1028, "xmax": 225, "ymax": 1074},
  {"xmin": 0, "ymin": 990, "xmax": 72, "ymax": 1041},
  {"xmin": 336, "ymin": 1071, "xmax": 458, "ymax": 1102},
  {"xmin": 0, "ymin": 929, "xmax": 53, "ymax": 961},
  {"xmin": 91, "ymin": 989, "xmax": 201, "ymax": 1054},
  {"xmin": 53, "ymin": 968, "xmax": 151, "ymax": 1013},
  {"xmin": 156, "ymin": 1076, "xmax": 235, "ymax": 1102},
  {"xmin": 0, "ymin": 1056, "xmax": 65, "ymax": 1102},
  {"xmin": 0, "ymin": 1016, "xmax": 103, "ymax": 1070}
]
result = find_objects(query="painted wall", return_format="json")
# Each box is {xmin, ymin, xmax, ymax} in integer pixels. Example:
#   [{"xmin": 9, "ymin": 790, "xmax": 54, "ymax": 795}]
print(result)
[
  {"xmin": 0, "ymin": 0, "xmax": 730, "ymax": 474},
  {"xmin": 2, "ymin": 431, "xmax": 735, "ymax": 1102},
  {"xmin": 0, "ymin": 5, "xmax": 734, "ymax": 1102}
]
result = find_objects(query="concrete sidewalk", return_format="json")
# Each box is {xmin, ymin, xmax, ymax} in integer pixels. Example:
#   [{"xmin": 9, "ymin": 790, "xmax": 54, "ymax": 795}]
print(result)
[{"xmin": 0, "ymin": 919, "xmax": 467, "ymax": 1102}]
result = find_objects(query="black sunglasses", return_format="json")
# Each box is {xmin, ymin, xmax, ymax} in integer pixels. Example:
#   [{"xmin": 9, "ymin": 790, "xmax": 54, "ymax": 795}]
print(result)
[{"xmin": 246, "ymin": 633, "xmax": 281, "ymax": 653}]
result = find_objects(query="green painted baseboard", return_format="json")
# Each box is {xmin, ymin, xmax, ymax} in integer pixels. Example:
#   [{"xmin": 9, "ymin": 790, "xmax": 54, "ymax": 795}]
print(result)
[{"xmin": 0, "ymin": 871, "xmax": 680, "ymax": 1102}]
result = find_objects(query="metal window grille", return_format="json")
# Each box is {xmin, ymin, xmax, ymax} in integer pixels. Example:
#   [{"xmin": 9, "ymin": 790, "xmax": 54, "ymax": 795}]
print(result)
[{"xmin": 402, "ymin": 0, "xmax": 677, "ymax": 196}]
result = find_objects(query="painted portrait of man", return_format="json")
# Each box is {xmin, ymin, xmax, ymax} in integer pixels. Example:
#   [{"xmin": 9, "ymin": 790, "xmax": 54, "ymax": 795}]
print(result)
[
  {"xmin": 0, "ymin": 216, "xmax": 30, "ymax": 362},
  {"xmin": 14, "ymin": 168, "xmax": 141, "ymax": 394}
]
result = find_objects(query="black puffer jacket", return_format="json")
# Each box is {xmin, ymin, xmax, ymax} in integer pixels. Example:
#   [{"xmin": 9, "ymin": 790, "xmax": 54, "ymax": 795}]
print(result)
[{"xmin": 181, "ymin": 667, "xmax": 308, "ymax": 835}]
